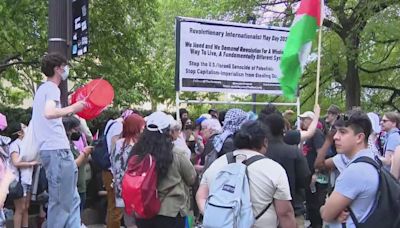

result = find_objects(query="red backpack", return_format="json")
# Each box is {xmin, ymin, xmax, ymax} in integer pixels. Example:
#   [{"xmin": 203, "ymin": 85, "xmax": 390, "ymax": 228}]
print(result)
[{"xmin": 122, "ymin": 154, "xmax": 161, "ymax": 218}]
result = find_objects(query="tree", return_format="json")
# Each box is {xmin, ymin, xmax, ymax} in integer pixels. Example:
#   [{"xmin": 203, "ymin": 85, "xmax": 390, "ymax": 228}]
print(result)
[{"xmin": 0, "ymin": 0, "xmax": 47, "ymax": 105}]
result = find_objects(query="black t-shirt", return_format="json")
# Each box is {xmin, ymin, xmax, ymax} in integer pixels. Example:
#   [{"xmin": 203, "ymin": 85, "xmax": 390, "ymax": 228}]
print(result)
[
  {"xmin": 267, "ymin": 137, "xmax": 311, "ymax": 216},
  {"xmin": 303, "ymin": 129, "xmax": 325, "ymax": 173}
]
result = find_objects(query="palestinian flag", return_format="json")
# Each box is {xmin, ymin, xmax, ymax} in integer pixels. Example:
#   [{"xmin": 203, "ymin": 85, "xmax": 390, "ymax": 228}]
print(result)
[{"xmin": 279, "ymin": 0, "xmax": 323, "ymax": 99}]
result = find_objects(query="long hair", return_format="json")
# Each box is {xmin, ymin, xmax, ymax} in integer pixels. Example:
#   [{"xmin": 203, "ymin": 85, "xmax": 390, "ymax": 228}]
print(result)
[
  {"xmin": 131, "ymin": 128, "xmax": 173, "ymax": 180},
  {"xmin": 122, "ymin": 114, "xmax": 145, "ymax": 149}
]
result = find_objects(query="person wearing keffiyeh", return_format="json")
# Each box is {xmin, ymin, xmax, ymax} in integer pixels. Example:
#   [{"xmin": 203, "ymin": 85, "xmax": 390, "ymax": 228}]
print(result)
[{"xmin": 212, "ymin": 108, "xmax": 249, "ymax": 155}]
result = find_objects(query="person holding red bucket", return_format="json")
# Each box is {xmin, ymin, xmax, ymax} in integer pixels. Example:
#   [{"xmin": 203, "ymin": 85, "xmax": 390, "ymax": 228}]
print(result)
[
  {"xmin": 31, "ymin": 53, "xmax": 114, "ymax": 228},
  {"xmin": 32, "ymin": 53, "xmax": 98, "ymax": 228}
]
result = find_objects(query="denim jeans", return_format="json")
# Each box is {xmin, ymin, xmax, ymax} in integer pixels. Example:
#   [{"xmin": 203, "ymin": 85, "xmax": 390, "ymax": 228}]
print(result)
[{"xmin": 40, "ymin": 149, "xmax": 80, "ymax": 228}]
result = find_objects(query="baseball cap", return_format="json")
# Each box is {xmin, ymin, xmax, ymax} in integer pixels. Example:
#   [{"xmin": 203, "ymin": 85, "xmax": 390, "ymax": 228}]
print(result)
[
  {"xmin": 0, "ymin": 113, "xmax": 7, "ymax": 131},
  {"xmin": 299, "ymin": 111, "xmax": 315, "ymax": 119},
  {"xmin": 327, "ymin": 105, "xmax": 340, "ymax": 115},
  {"xmin": 146, "ymin": 111, "xmax": 171, "ymax": 133}
]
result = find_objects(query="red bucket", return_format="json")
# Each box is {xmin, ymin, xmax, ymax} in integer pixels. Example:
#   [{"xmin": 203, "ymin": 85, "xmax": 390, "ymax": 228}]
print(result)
[{"xmin": 71, "ymin": 79, "xmax": 114, "ymax": 120}]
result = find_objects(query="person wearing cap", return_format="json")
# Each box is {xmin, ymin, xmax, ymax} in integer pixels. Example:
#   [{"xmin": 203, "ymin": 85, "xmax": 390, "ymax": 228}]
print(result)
[
  {"xmin": 299, "ymin": 109, "xmax": 327, "ymax": 228},
  {"xmin": 131, "ymin": 111, "xmax": 196, "ymax": 228},
  {"xmin": 32, "ymin": 53, "xmax": 86, "ymax": 228},
  {"xmin": 282, "ymin": 105, "xmax": 321, "ymax": 146},
  {"xmin": 102, "ymin": 109, "xmax": 136, "ymax": 228},
  {"xmin": 8, "ymin": 123, "xmax": 40, "ymax": 228}
]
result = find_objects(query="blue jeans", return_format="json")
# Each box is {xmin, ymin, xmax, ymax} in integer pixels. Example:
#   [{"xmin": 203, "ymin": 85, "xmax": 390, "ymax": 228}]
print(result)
[{"xmin": 40, "ymin": 149, "xmax": 81, "ymax": 228}]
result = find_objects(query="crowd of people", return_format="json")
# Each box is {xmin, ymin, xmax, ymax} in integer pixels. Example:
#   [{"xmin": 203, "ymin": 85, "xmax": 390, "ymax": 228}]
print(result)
[{"xmin": 0, "ymin": 53, "xmax": 400, "ymax": 228}]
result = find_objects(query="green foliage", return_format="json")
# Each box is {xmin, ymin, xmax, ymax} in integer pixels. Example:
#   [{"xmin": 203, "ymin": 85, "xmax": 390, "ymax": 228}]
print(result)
[
  {"xmin": 0, "ymin": 0, "xmax": 400, "ymax": 114},
  {"xmin": 0, "ymin": 0, "xmax": 47, "ymax": 105}
]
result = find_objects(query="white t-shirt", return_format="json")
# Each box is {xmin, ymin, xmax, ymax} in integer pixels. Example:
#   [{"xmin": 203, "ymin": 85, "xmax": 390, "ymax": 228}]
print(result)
[
  {"xmin": 9, "ymin": 138, "xmax": 33, "ymax": 185},
  {"xmin": 105, "ymin": 119, "xmax": 123, "ymax": 154},
  {"xmin": 201, "ymin": 149, "xmax": 292, "ymax": 228},
  {"xmin": 32, "ymin": 81, "xmax": 69, "ymax": 150}
]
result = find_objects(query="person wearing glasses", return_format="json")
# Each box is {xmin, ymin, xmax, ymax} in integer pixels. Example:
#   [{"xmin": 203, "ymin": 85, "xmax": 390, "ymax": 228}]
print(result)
[{"xmin": 379, "ymin": 112, "xmax": 400, "ymax": 170}]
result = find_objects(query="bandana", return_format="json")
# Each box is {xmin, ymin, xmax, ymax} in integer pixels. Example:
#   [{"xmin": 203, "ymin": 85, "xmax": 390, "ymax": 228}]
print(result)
[{"xmin": 212, "ymin": 109, "xmax": 248, "ymax": 153}]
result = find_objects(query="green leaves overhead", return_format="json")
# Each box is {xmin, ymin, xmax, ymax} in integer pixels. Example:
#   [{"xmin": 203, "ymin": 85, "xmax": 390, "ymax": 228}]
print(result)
[{"xmin": 0, "ymin": 0, "xmax": 399, "ymax": 113}]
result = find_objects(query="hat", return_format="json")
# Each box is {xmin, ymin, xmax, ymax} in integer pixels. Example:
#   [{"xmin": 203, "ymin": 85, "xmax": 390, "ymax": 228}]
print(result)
[
  {"xmin": 0, "ymin": 113, "xmax": 7, "ymax": 131},
  {"xmin": 327, "ymin": 105, "xmax": 341, "ymax": 115},
  {"xmin": 195, "ymin": 114, "xmax": 212, "ymax": 125},
  {"xmin": 299, "ymin": 111, "xmax": 315, "ymax": 119},
  {"xmin": 146, "ymin": 111, "xmax": 171, "ymax": 133},
  {"xmin": 367, "ymin": 112, "xmax": 381, "ymax": 134}
]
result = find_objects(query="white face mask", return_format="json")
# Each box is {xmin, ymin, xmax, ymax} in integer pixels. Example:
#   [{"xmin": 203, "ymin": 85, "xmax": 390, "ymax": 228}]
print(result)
[{"xmin": 61, "ymin": 65, "xmax": 69, "ymax": 80}]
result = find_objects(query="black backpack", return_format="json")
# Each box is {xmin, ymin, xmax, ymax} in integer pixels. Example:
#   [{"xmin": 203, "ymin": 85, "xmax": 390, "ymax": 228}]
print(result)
[
  {"xmin": 92, "ymin": 121, "xmax": 116, "ymax": 170},
  {"xmin": 348, "ymin": 156, "xmax": 400, "ymax": 228}
]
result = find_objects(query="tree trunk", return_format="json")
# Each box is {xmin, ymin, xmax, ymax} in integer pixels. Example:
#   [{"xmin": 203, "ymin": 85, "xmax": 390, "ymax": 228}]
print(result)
[
  {"xmin": 344, "ymin": 58, "xmax": 361, "ymax": 110},
  {"xmin": 150, "ymin": 99, "xmax": 157, "ymax": 112},
  {"xmin": 344, "ymin": 35, "xmax": 361, "ymax": 110}
]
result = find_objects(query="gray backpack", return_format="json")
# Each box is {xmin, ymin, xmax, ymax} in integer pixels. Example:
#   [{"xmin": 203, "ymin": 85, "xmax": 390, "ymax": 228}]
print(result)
[{"xmin": 203, "ymin": 152, "xmax": 272, "ymax": 228}]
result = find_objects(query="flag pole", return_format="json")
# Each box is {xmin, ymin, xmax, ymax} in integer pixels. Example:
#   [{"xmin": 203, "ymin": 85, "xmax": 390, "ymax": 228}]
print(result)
[{"xmin": 314, "ymin": 22, "xmax": 323, "ymax": 106}]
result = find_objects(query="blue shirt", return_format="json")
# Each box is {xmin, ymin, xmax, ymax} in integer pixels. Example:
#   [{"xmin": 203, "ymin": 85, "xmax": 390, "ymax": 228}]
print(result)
[
  {"xmin": 384, "ymin": 128, "xmax": 400, "ymax": 153},
  {"xmin": 384, "ymin": 128, "xmax": 400, "ymax": 170},
  {"xmin": 328, "ymin": 149, "xmax": 379, "ymax": 228}
]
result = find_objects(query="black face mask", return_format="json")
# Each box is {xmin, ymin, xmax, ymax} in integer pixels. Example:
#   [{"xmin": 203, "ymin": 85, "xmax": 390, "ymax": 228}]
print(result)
[{"xmin": 70, "ymin": 132, "xmax": 82, "ymax": 141}]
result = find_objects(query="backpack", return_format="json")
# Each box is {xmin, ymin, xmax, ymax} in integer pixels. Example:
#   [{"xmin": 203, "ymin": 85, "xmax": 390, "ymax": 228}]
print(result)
[
  {"xmin": 122, "ymin": 154, "xmax": 160, "ymax": 219},
  {"xmin": 92, "ymin": 121, "xmax": 116, "ymax": 170},
  {"xmin": 348, "ymin": 156, "xmax": 400, "ymax": 228},
  {"xmin": 202, "ymin": 152, "xmax": 271, "ymax": 228}
]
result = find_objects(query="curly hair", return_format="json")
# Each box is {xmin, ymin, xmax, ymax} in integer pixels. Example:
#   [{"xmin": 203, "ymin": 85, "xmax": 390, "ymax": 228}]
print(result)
[{"xmin": 130, "ymin": 128, "xmax": 173, "ymax": 180}]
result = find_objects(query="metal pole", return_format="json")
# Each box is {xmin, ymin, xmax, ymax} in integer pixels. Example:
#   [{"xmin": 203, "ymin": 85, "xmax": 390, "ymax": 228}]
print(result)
[
  {"xmin": 176, "ymin": 91, "xmax": 180, "ymax": 121},
  {"xmin": 252, "ymin": 94, "xmax": 257, "ymax": 113},
  {"xmin": 296, "ymin": 96, "xmax": 301, "ymax": 130},
  {"xmin": 48, "ymin": 0, "xmax": 70, "ymax": 107}
]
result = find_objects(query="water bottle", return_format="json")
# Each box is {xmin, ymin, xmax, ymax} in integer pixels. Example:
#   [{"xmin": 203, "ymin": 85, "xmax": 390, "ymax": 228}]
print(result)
[{"xmin": 310, "ymin": 174, "xmax": 317, "ymax": 193}]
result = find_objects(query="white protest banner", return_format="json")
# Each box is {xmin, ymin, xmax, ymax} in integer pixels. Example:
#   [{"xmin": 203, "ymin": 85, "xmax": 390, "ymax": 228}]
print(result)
[{"xmin": 175, "ymin": 17, "xmax": 289, "ymax": 94}]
